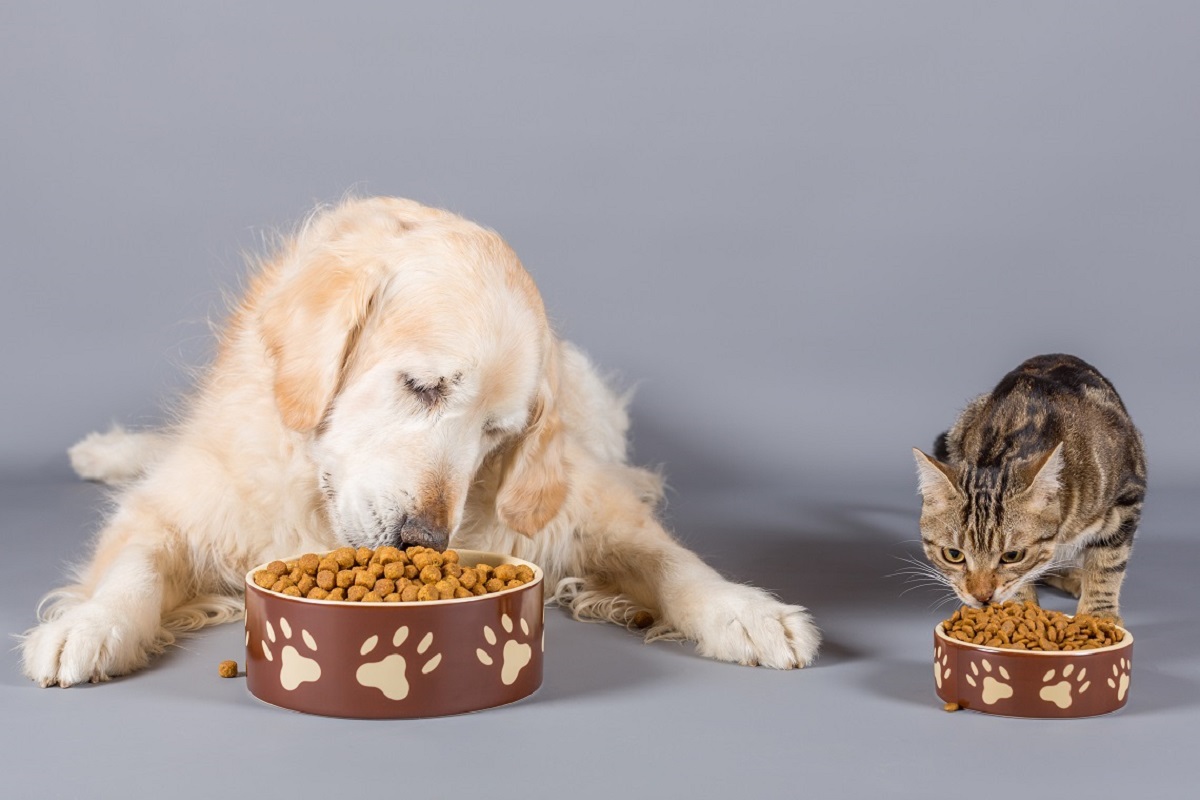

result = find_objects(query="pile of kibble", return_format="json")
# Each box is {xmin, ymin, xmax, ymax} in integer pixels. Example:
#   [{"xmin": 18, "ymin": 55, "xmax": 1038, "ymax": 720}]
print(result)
[
  {"xmin": 252, "ymin": 546, "xmax": 535, "ymax": 603},
  {"xmin": 941, "ymin": 601, "xmax": 1124, "ymax": 651}
]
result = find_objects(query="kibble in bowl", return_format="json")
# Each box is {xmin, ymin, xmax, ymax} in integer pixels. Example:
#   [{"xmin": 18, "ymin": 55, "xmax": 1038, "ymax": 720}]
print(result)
[
  {"xmin": 934, "ymin": 601, "xmax": 1133, "ymax": 719},
  {"xmin": 244, "ymin": 549, "xmax": 543, "ymax": 718}
]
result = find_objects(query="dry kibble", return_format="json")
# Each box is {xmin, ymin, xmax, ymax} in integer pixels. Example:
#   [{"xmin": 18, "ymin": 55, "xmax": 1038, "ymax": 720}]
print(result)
[
  {"xmin": 943, "ymin": 702, "xmax": 960, "ymax": 713},
  {"xmin": 218, "ymin": 660, "xmax": 238, "ymax": 678},
  {"xmin": 941, "ymin": 601, "xmax": 1124, "ymax": 652},
  {"xmin": 631, "ymin": 610, "xmax": 654, "ymax": 629},
  {"xmin": 374, "ymin": 546, "xmax": 403, "ymax": 565},
  {"xmin": 255, "ymin": 549, "xmax": 537, "ymax": 602}
]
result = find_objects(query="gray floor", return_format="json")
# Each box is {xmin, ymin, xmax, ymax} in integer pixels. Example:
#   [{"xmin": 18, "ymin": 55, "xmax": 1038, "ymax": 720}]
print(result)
[{"xmin": 3, "ymin": 471, "xmax": 1195, "ymax": 798}]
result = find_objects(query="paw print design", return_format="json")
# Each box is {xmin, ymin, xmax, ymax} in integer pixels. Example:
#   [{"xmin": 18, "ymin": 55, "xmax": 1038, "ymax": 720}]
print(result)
[
  {"xmin": 1038, "ymin": 664, "xmax": 1091, "ymax": 709},
  {"xmin": 1106, "ymin": 657, "xmax": 1131, "ymax": 701},
  {"xmin": 262, "ymin": 617, "xmax": 321, "ymax": 691},
  {"xmin": 964, "ymin": 659, "xmax": 1013, "ymax": 705},
  {"xmin": 355, "ymin": 626, "xmax": 442, "ymax": 701},
  {"xmin": 933, "ymin": 645, "xmax": 951, "ymax": 690},
  {"xmin": 476, "ymin": 613, "xmax": 534, "ymax": 686}
]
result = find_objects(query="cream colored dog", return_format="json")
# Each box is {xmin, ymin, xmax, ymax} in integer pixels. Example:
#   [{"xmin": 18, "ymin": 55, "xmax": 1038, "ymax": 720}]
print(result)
[{"xmin": 22, "ymin": 197, "xmax": 819, "ymax": 687}]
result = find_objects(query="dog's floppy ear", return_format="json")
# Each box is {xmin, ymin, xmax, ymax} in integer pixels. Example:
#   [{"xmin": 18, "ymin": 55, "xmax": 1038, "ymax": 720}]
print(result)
[
  {"xmin": 496, "ymin": 343, "xmax": 570, "ymax": 537},
  {"xmin": 259, "ymin": 250, "xmax": 386, "ymax": 432}
]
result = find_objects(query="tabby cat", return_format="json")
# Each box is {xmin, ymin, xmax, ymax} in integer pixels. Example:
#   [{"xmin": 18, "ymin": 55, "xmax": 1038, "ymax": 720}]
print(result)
[{"xmin": 913, "ymin": 354, "xmax": 1146, "ymax": 623}]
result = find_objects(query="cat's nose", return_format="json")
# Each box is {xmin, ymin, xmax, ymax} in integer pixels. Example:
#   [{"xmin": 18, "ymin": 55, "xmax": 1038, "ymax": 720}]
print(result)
[{"xmin": 972, "ymin": 589, "xmax": 994, "ymax": 604}]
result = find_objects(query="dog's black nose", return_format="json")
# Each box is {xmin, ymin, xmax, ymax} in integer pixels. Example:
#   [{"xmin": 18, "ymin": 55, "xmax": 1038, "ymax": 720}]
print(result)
[{"xmin": 391, "ymin": 516, "xmax": 449, "ymax": 552}]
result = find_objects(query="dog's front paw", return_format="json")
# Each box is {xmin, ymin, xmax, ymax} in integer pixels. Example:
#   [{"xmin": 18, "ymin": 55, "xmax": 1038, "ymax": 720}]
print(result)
[
  {"xmin": 685, "ymin": 584, "xmax": 820, "ymax": 669},
  {"xmin": 21, "ymin": 603, "xmax": 155, "ymax": 687}
]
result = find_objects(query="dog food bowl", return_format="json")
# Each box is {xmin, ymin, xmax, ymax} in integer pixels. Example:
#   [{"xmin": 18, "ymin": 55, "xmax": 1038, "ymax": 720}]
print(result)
[
  {"xmin": 934, "ymin": 622, "xmax": 1133, "ymax": 718},
  {"xmin": 244, "ymin": 550, "xmax": 543, "ymax": 718}
]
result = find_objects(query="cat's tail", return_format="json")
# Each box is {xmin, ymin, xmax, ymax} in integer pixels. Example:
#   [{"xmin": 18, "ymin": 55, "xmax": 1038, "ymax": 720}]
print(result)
[{"xmin": 933, "ymin": 431, "xmax": 951, "ymax": 461}]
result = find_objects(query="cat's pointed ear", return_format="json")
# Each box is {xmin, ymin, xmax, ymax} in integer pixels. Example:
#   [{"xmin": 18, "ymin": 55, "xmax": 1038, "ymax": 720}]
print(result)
[
  {"xmin": 1022, "ymin": 442, "xmax": 1065, "ymax": 511},
  {"xmin": 913, "ymin": 448, "xmax": 959, "ymax": 509}
]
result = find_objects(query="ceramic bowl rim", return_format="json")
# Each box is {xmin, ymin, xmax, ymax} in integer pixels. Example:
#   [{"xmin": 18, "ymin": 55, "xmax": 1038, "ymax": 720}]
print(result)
[{"xmin": 245, "ymin": 549, "xmax": 543, "ymax": 608}]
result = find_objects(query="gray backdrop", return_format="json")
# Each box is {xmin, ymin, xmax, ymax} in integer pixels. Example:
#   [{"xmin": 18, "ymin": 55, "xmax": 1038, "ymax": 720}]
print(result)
[{"xmin": 2, "ymin": 3, "xmax": 1197, "ymax": 798}]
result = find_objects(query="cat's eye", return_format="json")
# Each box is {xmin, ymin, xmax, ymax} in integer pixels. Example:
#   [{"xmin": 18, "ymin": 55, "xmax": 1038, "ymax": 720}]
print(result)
[
  {"xmin": 942, "ymin": 547, "xmax": 965, "ymax": 564},
  {"xmin": 1000, "ymin": 549, "xmax": 1026, "ymax": 564}
]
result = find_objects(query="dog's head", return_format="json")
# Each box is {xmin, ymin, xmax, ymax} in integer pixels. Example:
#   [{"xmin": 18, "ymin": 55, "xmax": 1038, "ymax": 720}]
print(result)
[{"xmin": 258, "ymin": 198, "xmax": 568, "ymax": 550}]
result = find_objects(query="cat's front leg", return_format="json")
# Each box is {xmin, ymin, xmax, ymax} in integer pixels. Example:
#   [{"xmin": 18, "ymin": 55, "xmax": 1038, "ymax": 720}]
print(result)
[
  {"xmin": 1012, "ymin": 582, "xmax": 1038, "ymax": 605},
  {"xmin": 1076, "ymin": 516, "xmax": 1137, "ymax": 624}
]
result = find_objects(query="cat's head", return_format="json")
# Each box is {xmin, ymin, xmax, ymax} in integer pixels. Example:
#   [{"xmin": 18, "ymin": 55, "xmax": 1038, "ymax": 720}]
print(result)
[{"xmin": 912, "ymin": 444, "xmax": 1065, "ymax": 607}]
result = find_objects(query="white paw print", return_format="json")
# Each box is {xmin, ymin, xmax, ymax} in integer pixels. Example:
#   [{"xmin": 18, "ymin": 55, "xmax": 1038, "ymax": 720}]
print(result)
[
  {"xmin": 355, "ymin": 626, "xmax": 442, "ymax": 701},
  {"xmin": 262, "ymin": 617, "xmax": 321, "ymax": 691},
  {"xmin": 964, "ymin": 659, "xmax": 1013, "ymax": 705},
  {"xmin": 933, "ymin": 645, "xmax": 951, "ymax": 690},
  {"xmin": 1106, "ymin": 657, "xmax": 1131, "ymax": 701},
  {"xmin": 476, "ymin": 613, "xmax": 533, "ymax": 686},
  {"xmin": 1038, "ymin": 663, "xmax": 1091, "ymax": 709}
]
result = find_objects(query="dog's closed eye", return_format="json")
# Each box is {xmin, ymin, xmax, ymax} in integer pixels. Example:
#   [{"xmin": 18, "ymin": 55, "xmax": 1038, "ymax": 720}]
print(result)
[{"xmin": 400, "ymin": 374, "xmax": 451, "ymax": 407}]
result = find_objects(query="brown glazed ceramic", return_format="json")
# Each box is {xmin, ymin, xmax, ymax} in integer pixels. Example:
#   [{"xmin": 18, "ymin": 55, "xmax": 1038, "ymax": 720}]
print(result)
[
  {"xmin": 245, "ymin": 550, "xmax": 543, "ymax": 718},
  {"xmin": 934, "ymin": 623, "xmax": 1133, "ymax": 718}
]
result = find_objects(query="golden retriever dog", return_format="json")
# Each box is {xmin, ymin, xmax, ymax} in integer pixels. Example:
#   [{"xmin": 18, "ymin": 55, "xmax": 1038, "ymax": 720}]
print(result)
[{"xmin": 21, "ymin": 197, "xmax": 819, "ymax": 687}]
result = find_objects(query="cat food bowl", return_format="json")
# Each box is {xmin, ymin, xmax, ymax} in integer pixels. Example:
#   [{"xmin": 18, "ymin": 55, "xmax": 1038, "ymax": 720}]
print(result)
[
  {"xmin": 934, "ymin": 621, "xmax": 1133, "ymax": 718},
  {"xmin": 244, "ymin": 550, "xmax": 544, "ymax": 718}
]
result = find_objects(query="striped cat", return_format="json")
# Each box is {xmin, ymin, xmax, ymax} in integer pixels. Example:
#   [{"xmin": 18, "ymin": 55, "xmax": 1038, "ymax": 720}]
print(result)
[{"xmin": 913, "ymin": 354, "xmax": 1146, "ymax": 623}]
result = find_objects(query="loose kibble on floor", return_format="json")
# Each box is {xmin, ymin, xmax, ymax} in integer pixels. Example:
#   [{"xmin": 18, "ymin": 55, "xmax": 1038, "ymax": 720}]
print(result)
[
  {"xmin": 941, "ymin": 601, "xmax": 1125, "ymax": 651},
  {"xmin": 218, "ymin": 660, "xmax": 238, "ymax": 678},
  {"xmin": 252, "ymin": 547, "xmax": 536, "ymax": 603},
  {"xmin": 943, "ymin": 702, "xmax": 960, "ymax": 713}
]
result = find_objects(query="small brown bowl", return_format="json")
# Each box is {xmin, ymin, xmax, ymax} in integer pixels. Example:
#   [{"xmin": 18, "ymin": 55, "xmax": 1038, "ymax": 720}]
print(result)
[
  {"xmin": 934, "ymin": 623, "xmax": 1133, "ymax": 718},
  {"xmin": 244, "ymin": 550, "xmax": 543, "ymax": 718}
]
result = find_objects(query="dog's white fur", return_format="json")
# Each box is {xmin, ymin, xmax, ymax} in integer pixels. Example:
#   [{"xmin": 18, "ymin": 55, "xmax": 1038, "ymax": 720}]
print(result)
[{"xmin": 22, "ymin": 197, "xmax": 819, "ymax": 686}]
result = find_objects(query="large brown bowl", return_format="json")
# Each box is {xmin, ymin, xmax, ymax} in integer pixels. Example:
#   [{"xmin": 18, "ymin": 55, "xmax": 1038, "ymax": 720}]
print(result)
[
  {"xmin": 244, "ymin": 550, "xmax": 544, "ymax": 718},
  {"xmin": 934, "ymin": 623, "xmax": 1133, "ymax": 718}
]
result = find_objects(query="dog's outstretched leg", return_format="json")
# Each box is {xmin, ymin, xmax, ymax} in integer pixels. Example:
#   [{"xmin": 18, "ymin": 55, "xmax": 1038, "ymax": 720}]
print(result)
[
  {"xmin": 20, "ymin": 495, "xmax": 187, "ymax": 687},
  {"xmin": 550, "ymin": 469, "xmax": 821, "ymax": 669}
]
